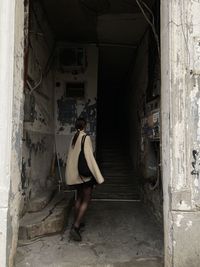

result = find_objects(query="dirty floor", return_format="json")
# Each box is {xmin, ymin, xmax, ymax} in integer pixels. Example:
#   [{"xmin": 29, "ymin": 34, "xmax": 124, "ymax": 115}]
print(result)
[{"xmin": 15, "ymin": 201, "xmax": 163, "ymax": 267}]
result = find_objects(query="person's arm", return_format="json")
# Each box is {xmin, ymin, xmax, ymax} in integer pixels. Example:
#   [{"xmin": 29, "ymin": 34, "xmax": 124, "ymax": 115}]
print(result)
[{"xmin": 84, "ymin": 136, "xmax": 104, "ymax": 184}]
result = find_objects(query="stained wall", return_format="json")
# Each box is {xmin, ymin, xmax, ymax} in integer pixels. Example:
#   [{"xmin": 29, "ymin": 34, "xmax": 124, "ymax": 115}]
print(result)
[
  {"xmin": 20, "ymin": 1, "xmax": 55, "ymax": 214},
  {"xmin": 0, "ymin": 0, "xmax": 25, "ymax": 266},
  {"xmin": 161, "ymin": 0, "xmax": 200, "ymax": 266},
  {"xmin": 128, "ymin": 30, "xmax": 163, "ymax": 223},
  {"xmin": 54, "ymin": 45, "xmax": 98, "ymax": 174}
]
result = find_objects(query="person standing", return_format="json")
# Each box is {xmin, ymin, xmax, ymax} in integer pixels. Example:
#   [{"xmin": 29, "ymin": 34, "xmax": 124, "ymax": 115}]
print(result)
[{"xmin": 65, "ymin": 118, "xmax": 104, "ymax": 241}]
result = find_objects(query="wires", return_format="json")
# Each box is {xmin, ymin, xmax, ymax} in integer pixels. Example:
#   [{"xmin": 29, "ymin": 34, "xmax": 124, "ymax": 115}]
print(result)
[
  {"xmin": 26, "ymin": 38, "xmax": 43, "ymax": 94},
  {"xmin": 136, "ymin": 0, "xmax": 160, "ymax": 58},
  {"xmin": 26, "ymin": 71, "xmax": 43, "ymax": 94}
]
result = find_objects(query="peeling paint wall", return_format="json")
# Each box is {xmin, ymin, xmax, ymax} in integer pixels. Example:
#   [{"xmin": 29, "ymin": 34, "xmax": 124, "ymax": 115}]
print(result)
[
  {"xmin": 20, "ymin": 1, "xmax": 55, "ymax": 215},
  {"xmin": 0, "ymin": 0, "xmax": 25, "ymax": 266},
  {"xmin": 128, "ymin": 33, "xmax": 149, "ymax": 171},
  {"xmin": 6, "ymin": 0, "xmax": 25, "ymax": 266},
  {"xmin": 55, "ymin": 46, "xmax": 98, "ymax": 166},
  {"xmin": 171, "ymin": 0, "xmax": 200, "ymax": 264},
  {"xmin": 161, "ymin": 0, "xmax": 200, "ymax": 266},
  {"xmin": 128, "ymin": 31, "xmax": 163, "ymax": 223}
]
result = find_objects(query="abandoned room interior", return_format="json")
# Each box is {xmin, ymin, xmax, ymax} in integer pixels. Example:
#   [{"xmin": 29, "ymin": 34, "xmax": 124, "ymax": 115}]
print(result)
[{"xmin": 14, "ymin": 0, "xmax": 163, "ymax": 266}]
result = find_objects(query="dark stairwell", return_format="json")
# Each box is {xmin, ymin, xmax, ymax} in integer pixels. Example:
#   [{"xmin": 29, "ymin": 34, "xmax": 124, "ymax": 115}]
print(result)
[
  {"xmin": 94, "ymin": 81, "xmax": 140, "ymax": 201},
  {"xmin": 93, "ymin": 133, "xmax": 140, "ymax": 200}
]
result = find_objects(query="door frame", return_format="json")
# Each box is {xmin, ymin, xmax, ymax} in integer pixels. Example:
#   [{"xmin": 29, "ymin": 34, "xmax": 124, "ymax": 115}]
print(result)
[{"xmin": 0, "ymin": 0, "xmax": 197, "ymax": 266}]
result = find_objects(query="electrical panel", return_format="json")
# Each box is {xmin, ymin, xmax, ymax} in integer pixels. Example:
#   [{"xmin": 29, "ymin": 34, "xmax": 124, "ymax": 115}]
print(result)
[{"xmin": 141, "ymin": 98, "xmax": 160, "ymax": 141}]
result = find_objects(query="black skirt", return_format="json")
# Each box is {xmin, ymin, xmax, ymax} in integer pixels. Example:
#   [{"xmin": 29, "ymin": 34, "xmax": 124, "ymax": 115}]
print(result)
[{"xmin": 69, "ymin": 177, "xmax": 97, "ymax": 190}]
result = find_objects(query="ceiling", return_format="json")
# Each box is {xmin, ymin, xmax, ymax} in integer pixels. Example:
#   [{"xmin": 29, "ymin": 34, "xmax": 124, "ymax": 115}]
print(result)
[{"xmin": 40, "ymin": 0, "xmax": 156, "ymax": 86}]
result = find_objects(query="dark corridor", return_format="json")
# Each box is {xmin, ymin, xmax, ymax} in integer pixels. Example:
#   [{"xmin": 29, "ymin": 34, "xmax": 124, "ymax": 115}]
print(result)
[
  {"xmin": 16, "ymin": 0, "xmax": 163, "ymax": 266},
  {"xmin": 95, "ymin": 46, "xmax": 139, "ymax": 200}
]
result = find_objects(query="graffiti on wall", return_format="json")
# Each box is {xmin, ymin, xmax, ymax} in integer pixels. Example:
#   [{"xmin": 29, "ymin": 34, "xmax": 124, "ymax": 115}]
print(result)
[
  {"xmin": 191, "ymin": 150, "xmax": 200, "ymax": 176},
  {"xmin": 57, "ymin": 97, "xmax": 77, "ymax": 125},
  {"xmin": 57, "ymin": 96, "xmax": 97, "ymax": 135},
  {"xmin": 79, "ymin": 98, "xmax": 97, "ymax": 134}
]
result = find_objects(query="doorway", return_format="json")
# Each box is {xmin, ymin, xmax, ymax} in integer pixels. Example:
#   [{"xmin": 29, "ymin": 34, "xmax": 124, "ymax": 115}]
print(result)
[{"xmin": 4, "ymin": 0, "xmax": 164, "ymax": 266}]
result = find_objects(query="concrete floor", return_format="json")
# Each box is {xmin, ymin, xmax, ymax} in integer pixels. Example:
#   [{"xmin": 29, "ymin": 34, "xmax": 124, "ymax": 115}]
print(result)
[{"xmin": 15, "ymin": 201, "xmax": 163, "ymax": 267}]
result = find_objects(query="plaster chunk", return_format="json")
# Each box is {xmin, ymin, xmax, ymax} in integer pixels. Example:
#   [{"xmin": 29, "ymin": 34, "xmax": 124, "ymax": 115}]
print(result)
[
  {"xmin": 175, "ymin": 214, "xmax": 184, "ymax": 227},
  {"xmin": 185, "ymin": 220, "xmax": 193, "ymax": 231},
  {"xmin": 177, "ymin": 201, "xmax": 190, "ymax": 210},
  {"xmin": 194, "ymin": 178, "xmax": 199, "ymax": 187}
]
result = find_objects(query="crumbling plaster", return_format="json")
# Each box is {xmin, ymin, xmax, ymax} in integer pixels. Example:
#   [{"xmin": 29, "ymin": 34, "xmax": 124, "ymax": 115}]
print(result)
[
  {"xmin": 0, "ymin": 0, "xmax": 25, "ymax": 266},
  {"xmin": 1, "ymin": 0, "xmax": 200, "ymax": 266},
  {"xmin": 128, "ymin": 27, "xmax": 162, "ymax": 223},
  {"xmin": 161, "ymin": 0, "xmax": 200, "ymax": 266},
  {"xmin": 55, "ymin": 45, "xmax": 98, "ymax": 167},
  {"xmin": 128, "ymin": 32, "xmax": 149, "ymax": 171},
  {"xmin": 7, "ymin": 0, "xmax": 25, "ymax": 264},
  {"xmin": 20, "ymin": 0, "xmax": 56, "ymax": 215}
]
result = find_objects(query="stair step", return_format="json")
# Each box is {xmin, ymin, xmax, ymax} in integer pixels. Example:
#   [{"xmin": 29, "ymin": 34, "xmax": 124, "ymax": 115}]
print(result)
[
  {"xmin": 98, "ymin": 157, "xmax": 131, "ymax": 162},
  {"xmin": 96, "ymin": 137, "xmax": 138, "ymax": 200},
  {"xmin": 18, "ymin": 192, "xmax": 73, "ymax": 240},
  {"xmin": 97, "ymin": 184, "xmax": 138, "ymax": 190},
  {"xmin": 99, "ymin": 161, "xmax": 132, "ymax": 165},
  {"xmin": 102, "ymin": 171, "xmax": 135, "ymax": 176},
  {"xmin": 102, "ymin": 180, "xmax": 138, "ymax": 185},
  {"xmin": 101, "ymin": 168, "xmax": 134, "ymax": 172},
  {"xmin": 93, "ymin": 192, "xmax": 140, "ymax": 200},
  {"xmin": 27, "ymin": 191, "xmax": 53, "ymax": 213}
]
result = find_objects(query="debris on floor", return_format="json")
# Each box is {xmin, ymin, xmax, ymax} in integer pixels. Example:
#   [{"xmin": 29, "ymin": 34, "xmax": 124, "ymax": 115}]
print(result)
[{"xmin": 15, "ymin": 201, "xmax": 163, "ymax": 267}]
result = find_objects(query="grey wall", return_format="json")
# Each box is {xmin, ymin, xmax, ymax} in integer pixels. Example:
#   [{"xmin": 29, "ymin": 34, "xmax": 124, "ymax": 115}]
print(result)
[
  {"xmin": 55, "ymin": 45, "xmax": 98, "ymax": 172},
  {"xmin": 128, "ymin": 31, "xmax": 162, "ymax": 223},
  {"xmin": 21, "ymin": 7, "xmax": 99, "ymax": 212},
  {"xmin": 20, "ymin": 1, "xmax": 55, "ymax": 215},
  {"xmin": 128, "ymin": 33, "xmax": 149, "ymax": 171},
  {"xmin": 0, "ymin": 0, "xmax": 25, "ymax": 266},
  {"xmin": 161, "ymin": 0, "xmax": 200, "ymax": 265}
]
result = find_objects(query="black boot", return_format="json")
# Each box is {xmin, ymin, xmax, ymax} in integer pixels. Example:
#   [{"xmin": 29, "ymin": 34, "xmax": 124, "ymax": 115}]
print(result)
[
  {"xmin": 70, "ymin": 226, "xmax": 82, "ymax": 242},
  {"xmin": 79, "ymin": 222, "xmax": 85, "ymax": 229}
]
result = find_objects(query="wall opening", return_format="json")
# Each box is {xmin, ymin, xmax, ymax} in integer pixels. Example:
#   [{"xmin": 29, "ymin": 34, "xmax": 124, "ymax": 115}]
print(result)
[
  {"xmin": 96, "ymin": 0, "xmax": 162, "ymax": 221},
  {"xmin": 14, "ymin": 0, "xmax": 164, "ymax": 266}
]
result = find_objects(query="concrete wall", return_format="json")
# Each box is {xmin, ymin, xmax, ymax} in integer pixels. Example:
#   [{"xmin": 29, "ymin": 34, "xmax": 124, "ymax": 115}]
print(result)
[
  {"xmin": 20, "ymin": 1, "xmax": 55, "ymax": 214},
  {"xmin": 55, "ymin": 45, "xmax": 98, "ymax": 170},
  {"xmin": 161, "ymin": 0, "xmax": 200, "ymax": 266},
  {"xmin": 0, "ymin": 0, "xmax": 24, "ymax": 266},
  {"xmin": 128, "ymin": 31, "xmax": 163, "ymax": 223},
  {"xmin": 1, "ymin": 0, "xmax": 200, "ymax": 266},
  {"xmin": 7, "ymin": 1, "xmax": 26, "ymax": 264},
  {"xmin": 128, "ymin": 33, "xmax": 149, "ymax": 171}
]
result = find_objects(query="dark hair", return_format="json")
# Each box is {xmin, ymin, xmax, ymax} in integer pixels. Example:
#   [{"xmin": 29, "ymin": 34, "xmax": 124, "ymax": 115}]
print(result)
[{"xmin": 71, "ymin": 118, "xmax": 87, "ymax": 148}]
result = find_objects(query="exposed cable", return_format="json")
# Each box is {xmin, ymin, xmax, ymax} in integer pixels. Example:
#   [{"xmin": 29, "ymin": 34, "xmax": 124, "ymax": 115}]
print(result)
[
  {"xmin": 139, "ymin": 0, "xmax": 155, "ymax": 25},
  {"xmin": 29, "ymin": 31, "xmax": 44, "ymax": 37},
  {"xmin": 136, "ymin": 0, "xmax": 160, "ymax": 58},
  {"xmin": 30, "ymin": 2, "xmax": 50, "ymax": 49},
  {"xmin": 26, "ymin": 39, "xmax": 43, "ymax": 94},
  {"xmin": 149, "ymin": 174, "xmax": 159, "ymax": 191},
  {"xmin": 26, "ymin": 71, "xmax": 43, "ymax": 94}
]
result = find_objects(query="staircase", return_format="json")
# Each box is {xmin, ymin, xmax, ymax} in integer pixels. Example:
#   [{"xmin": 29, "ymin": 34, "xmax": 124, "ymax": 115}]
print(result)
[{"xmin": 93, "ymin": 134, "xmax": 140, "ymax": 201}]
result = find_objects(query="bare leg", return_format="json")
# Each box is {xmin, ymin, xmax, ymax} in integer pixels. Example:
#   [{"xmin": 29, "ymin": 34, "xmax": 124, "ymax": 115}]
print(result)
[{"xmin": 74, "ymin": 186, "xmax": 92, "ymax": 228}]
